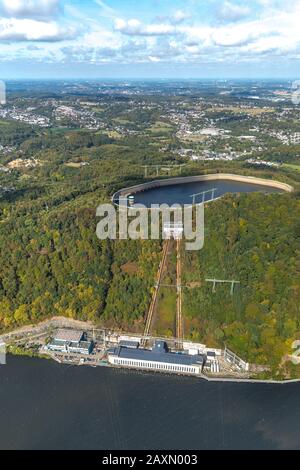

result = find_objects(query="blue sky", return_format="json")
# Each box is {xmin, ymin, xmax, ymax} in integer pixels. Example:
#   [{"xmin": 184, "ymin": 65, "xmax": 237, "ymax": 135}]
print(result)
[{"xmin": 0, "ymin": 0, "xmax": 299, "ymax": 79}]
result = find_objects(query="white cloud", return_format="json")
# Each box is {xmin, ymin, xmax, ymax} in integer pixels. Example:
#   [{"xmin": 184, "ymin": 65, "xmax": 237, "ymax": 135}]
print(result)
[
  {"xmin": 211, "ymin": 24, "xmax": 258, "ymax": 47},
  {"xmin": 0, "ymin": 0, "xmax": 60, "ymax": 19},
  {"xmin": 1, "ymin": 0, "xmax": 300, "ymax": 68},
  {"xmin": 83, "ymin": 27, "xmax": 122, "ymax": 49},
  {"xmin": 172, "ymin": 10, "xmax": 190, "ymax": 24},
  {"xmin": 0, "ymin": 18, "xmax": 75, "ymax": 41},
  {"xmin": 217, "ymin": 1, "xmax": 251, "ymax": 22},
  {"xmin": 181, "ymin": 2, "xmax": 300, "ymax": 53},
  {"xmin": 148, "ymin": 55, "xmax": 160, "ymax": 62},
  {"xmin": 115, "ymin": 18, "xmax": 178, "ymax": 36}
]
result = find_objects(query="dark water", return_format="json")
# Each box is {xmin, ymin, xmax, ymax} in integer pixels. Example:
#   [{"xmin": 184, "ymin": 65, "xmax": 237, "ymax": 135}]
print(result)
[
  {"xmin": 0, "ymin": 356, "xmax": 300, "ymax": 450},
  {"xmin": 134, "ymin": 180, "xmax": 282, "ymax": 207}
]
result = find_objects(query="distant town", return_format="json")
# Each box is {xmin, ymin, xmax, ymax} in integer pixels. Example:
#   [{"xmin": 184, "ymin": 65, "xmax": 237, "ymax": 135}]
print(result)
[{"xmin": 1, "ymin": 80, "xmax": 300, "ymax": 179}]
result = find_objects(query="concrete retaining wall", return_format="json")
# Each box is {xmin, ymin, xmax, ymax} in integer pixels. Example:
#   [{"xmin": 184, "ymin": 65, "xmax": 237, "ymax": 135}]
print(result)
[
  {"xmin": 201, "ymin": 374, "xmax": 300, "ymax": 385},
  {"xmin": 113, "ymin": 173, "xmax": 294, "ymax": 202}
]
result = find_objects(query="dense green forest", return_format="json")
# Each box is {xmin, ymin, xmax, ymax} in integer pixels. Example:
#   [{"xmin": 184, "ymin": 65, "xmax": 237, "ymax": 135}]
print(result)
[
  {"xmin": 182, "ymin": 192, "xmax": 300, "ymax": 372},
  {"xmin": 0, "ymin": 122, "xmax": 164, "ymax": 331},
  {"xmin": 0, "ymin": 199, "xmax": 161, "ymax": 330},
  {"xmin": 0, "ymin": 83, "xmax": 300, "ymax": 376}
]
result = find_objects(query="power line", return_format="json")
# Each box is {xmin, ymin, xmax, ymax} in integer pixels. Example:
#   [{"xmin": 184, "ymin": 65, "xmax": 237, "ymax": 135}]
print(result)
[
  {"xmin": 142, "ymin": 164, "xmax": 186, "ymax": 178},
  {"xmin": 190, "ymin": 188, "xmax": 218, "ymax": 205},
  {"xmin": 205, "ymin": 279, "xmax": 241, "ymax": 295}
]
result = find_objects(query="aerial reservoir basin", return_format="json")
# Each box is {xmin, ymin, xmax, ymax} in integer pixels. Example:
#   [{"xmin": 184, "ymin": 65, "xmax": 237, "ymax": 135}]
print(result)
[{"xmin": 114, "ymin": 174, "xmax": 293, "ymax": 207}]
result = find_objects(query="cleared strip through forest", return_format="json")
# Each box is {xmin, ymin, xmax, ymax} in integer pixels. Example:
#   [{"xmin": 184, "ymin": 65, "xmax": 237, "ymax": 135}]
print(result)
[
  {"xmin": 143, "ymin": 239, "xmax": 170, "ymax": 342},
  {"xmin": 176, "ymin": 240, "xmax": 184, "ymax": 340}
]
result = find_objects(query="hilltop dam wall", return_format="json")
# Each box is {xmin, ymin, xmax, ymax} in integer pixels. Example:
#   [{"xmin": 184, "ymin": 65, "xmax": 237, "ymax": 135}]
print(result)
[{"xmin": 113, "ymin": 173, "xmax": 294, "ymax": 201}]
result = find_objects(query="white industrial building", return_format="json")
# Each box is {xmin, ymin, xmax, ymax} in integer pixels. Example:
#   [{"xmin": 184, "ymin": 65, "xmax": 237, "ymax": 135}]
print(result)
[{"xmin": 108, "ymin": 340, "xmax": 205, "ymax": 376}]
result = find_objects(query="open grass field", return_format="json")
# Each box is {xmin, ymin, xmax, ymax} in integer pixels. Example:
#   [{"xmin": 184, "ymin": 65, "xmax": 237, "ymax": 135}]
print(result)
[
  {"xmin": 208, "ymin": 106, "xmax": 275, "ymax": 116},
  {"xmin": 64, "ymin": 162, "xmax": 85, "ymax": 169},
  {"xmin": 153, "ymin": 287, "xmax": 177, "ymax": 337},
  {"xmin": 283, "ymin": 163, "xmax": 300, "ymax": 172},
  {"xmin": 106, "ymin": 130, "xmax": 123, "ymax": 139},
  {"xmin": 148, "ymin": 121, "xmax": 174, "ymax": 134},
  {"xmin": 152, "ymin": 240, "xmax": 177, "ymax": 337},
  {"xmin": 180, "ymin": 134, "xmax": 207, "ymax": 142},
  {"xmin": 112, "ymin": 117, "xmax": 132, "ymax": 125}
]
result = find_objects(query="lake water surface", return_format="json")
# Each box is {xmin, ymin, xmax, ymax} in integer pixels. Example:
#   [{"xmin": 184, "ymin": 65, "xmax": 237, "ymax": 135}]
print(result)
[
  {"xmin": 0, "ymin": 356, "xmax": 299, "ymax": 450},
  {"xmin": 134, "ymin": 180, "xmax": 283, "ymax": 207}
]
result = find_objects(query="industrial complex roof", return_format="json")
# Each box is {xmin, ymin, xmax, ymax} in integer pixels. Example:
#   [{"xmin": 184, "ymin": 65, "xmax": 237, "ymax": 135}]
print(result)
[
  {"xmin": 110, "ymin": 341, "xmax": 204, "ymax": 366},
  {"xmin": 54, "ymin": 329, "xmax": 84, "ymax": 343},
  {"xmin": 119, "ymin": 340, "xmax": 140, "ymax": 349},
  {"xmin": 69, "ymin": 341, "xmax": 91, "ymax": 350}
]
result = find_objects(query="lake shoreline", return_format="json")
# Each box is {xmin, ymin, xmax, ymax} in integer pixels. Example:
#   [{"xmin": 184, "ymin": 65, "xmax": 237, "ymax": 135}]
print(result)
[
  {"xmin": 113, "ymin": 173, "xmax": 294, "ymax": 204},
  {"xmin": 2, "ymin": 317, "xmax": 300, "ymax": 384}
]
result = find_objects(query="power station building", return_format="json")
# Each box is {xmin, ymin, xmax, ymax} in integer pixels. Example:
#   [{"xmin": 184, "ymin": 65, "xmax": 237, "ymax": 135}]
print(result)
[
  {"xmin": 108, "ymin": 340, "xmax": 205, "ymax": 376},
  {"xmin": 46, "ymin": 329, "xmax": 93, "ymax": 355}
]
